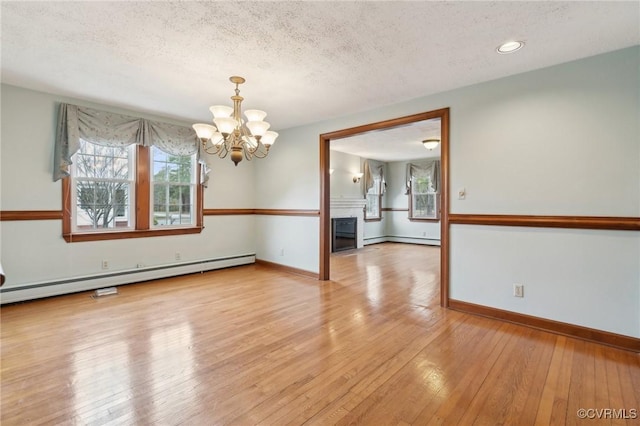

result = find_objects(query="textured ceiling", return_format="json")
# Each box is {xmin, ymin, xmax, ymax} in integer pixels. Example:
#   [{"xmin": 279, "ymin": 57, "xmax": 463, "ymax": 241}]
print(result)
[{"xmin": 2, "ymin": 1, "xmax": 639, "ymax": 134}]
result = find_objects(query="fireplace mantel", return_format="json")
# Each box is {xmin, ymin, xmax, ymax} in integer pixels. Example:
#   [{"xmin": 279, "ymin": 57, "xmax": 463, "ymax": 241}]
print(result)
[{"xmin": 330, "ymin": 197, "xmax": 367, "ymax": 210}]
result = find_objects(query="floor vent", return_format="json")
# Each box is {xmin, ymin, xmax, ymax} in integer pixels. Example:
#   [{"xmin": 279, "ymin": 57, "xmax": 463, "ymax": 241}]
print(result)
[{"xmin": 93, "ymin": 287, "xmax": 118, "ymax": 297}]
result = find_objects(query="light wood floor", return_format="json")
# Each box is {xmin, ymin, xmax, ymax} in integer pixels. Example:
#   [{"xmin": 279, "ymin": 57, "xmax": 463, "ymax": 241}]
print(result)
[{"xmin": 1, "ymin": 243, "xmax": 638, "ymax": 425}]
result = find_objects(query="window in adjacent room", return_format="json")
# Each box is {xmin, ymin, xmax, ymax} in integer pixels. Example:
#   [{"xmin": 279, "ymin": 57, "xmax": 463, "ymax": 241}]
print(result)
[
  {"xmin": 363, "ymin": 159, "xmax": 385, "ymax": 221},
  {"xmin": 365, "ymin": 174, "xmax": 382, "ymax": 220},
  {"xmin": 409, "ymin": 174, "xmax": 439, "ymax": 220},
  {"xmin": 407, "ymin": 159, "xmax": 440, "ymax": 220}
]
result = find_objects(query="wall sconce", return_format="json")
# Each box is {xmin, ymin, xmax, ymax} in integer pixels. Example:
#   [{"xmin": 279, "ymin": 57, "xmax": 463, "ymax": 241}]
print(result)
[
  {"xmin": 353, "ymin": 172, "xmax": 364, "ymax": 183},
  {"xmin": 329, "ymin": 168, "xmax": 335, "ymax": 175}
]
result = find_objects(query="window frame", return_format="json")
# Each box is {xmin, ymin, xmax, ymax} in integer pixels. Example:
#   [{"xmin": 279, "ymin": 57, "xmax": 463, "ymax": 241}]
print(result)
[
  {"xmin": 63, "ymin": 145, "xmax": 203, "ymax": 242},
  {"xmin": 364, "ymin": 175, "xmax": 382, "ymax": 222},
  {"xmin": 150, "ymin": 146, "xmax": 198, "ymax": 229},
  {"xmin": 70, "ymin": 142, "xmax": 136, "ymax": 232},
  {"xmin": 408, "ymin": 175, "xmax": 440, "ymax": 221}
]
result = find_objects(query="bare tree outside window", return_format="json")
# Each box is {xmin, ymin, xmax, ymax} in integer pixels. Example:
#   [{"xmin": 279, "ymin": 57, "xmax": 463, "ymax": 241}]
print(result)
[{"xmin": 73, "ymin": 140, "xmax": 133, "ymax": 229}]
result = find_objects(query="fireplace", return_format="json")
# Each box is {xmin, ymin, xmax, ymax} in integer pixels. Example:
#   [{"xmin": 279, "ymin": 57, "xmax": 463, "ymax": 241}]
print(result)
[
  {"xmin": 330, "ymin": 197, "xmax": 366, "ymax": 249},
  {"xmin": 332, "ymin": 217, "xmax": 357, "ymax": 252}
]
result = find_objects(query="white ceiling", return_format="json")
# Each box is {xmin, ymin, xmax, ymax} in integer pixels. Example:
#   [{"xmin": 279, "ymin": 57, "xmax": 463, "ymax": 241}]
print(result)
[
  {"xmin": 331, "ymin": 118, "xmax": 441, "ymax": 162},
  {"xmin": 2, "ymin": 1, "xmax": 639, "ymax": 134}
]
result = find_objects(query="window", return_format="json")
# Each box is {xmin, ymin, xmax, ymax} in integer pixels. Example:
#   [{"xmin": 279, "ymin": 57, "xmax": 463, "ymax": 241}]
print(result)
[
  {"xmin": 64, "ymin": 143, "xmax": 202, "ymax": 242},
  {"xmin": 56, "ymin": 103, "xmax": 203, "ymax": 242},
  {"xmin": 365, "ymin": 175, "xmax": 382, "ymax": 220},
  {"xmin": 363, "ymin": 160, "xmax": 385, "ymax": 221},
  {"xmin": 407, "ymin": 159, "xmax": 440, "ymax": 221},
  {"xmin": 410, "ymin": 175, "xmax": 439, "ymax": 220},
  {"xmin": 72, "ymin": 140, "xmax": 135, "ymax": 230},
  {"xmin": 151, "ymin": 147, "xmax": 197, "ymax": 227}
]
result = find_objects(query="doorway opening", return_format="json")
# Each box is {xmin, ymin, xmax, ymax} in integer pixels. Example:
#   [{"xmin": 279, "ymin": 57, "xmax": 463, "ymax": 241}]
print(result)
[{"xmin": 319, "ymin": 108, "xmax": 450, "ymax": 307}]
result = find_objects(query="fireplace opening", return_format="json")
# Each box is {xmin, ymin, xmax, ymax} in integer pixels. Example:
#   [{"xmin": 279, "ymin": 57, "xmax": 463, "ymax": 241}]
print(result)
[{"xmin": 332, "ymin": 217, "xmax": 357, "ymax": 252}]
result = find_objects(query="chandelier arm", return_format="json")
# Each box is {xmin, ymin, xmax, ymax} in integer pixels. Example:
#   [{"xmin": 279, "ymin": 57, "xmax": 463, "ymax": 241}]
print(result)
[
  {"xmin": 244, "ymin": 148, "xmax": 254, "ymax": 161},
  {"xmin": 239, "ymin": 125, "xmax": 259, "ymax": 160},
  {"xmin": 218, "ymin": 139, "xmax": 231, "ymax": 159},
  {"xmin": 202, "ymin": 140, "xmax": 224, "ymax": 155},
  {"xmin": 250, "ymin": 145, "xmax": 269, "ymax": 159}
]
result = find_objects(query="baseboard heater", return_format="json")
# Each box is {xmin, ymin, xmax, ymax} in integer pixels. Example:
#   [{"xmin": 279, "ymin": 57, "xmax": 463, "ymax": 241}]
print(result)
[{"xmin": 0, "ymin": 254, "xmax": 255, "ymax": 304}]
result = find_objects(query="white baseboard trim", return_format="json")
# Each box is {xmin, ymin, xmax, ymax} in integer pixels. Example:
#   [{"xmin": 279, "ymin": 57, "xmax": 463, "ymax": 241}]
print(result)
[
  {"xmin": 362, "ymin": 236, "xmax": 387, "ymax": 245},
  {"xmin": 0, "ymin": 254, "xmax": 255, "ymax": 304},
  {"xmin": 363, "ymin": 236, "xmax": 440, "ymax": 246}
]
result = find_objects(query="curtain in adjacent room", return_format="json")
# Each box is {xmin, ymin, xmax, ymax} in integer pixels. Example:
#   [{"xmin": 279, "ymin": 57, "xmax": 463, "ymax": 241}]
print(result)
[
  {"xmin": 405, "ymin": 159, "xmax": 440, "ymax": 194},
  {"xmin": 362, "ymin": 159, "xmax": 386, "ymax": 197},
  {"xmin": 53, "ymin": 103, "xmax": 207, "ymax": 183}
]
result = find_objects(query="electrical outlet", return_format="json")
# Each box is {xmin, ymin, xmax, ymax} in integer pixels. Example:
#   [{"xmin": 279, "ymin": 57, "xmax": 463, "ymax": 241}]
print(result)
[
  {"xmin": 137, "ymin": 263, "xmax": 145, "ymax": 268},
  {"xmin": 513, "ymin": 284, "xmax": 524, "ymax": 298},
  {"xmin": 280, "ymin": 248, "xmax": 284, "ymax": 256},
  {"xmin": 175, "ymin": 252, "xmax": 181, "ymax": 261},
  {"xmin": 101, "ymin": 260, "xmax": 109, "ymax": 270}
]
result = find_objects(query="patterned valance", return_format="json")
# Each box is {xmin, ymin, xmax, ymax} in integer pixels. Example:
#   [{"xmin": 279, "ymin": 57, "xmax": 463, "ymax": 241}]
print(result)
[
  {"xmin": 54, "ymin": 103, "xmax": 200, "ymax": 181},
  {"xmin": 405, "ymin": 159, "xmax": 440, "ymax": 194},
  {"xmin": 362, "ymin": 159, "xmax": 386, "ymax": 196}
]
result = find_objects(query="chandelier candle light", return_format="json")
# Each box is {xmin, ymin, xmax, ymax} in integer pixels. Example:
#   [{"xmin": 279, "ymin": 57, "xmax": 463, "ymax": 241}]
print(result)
[{"xmin": 193, "ymin": 76, "xmax": 278, "ymax": 166}]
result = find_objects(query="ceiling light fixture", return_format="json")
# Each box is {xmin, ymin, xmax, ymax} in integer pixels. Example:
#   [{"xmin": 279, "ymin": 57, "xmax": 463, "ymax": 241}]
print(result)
[
  {"xmin": 496, "ymin": 40, "xmax": 525, "ymax": 54},
  {"xmin": 422, "ymin": 139, "xmax": 440, "ymax": 150},
  {"xmin": 192, "ymin": 76, "xmax": 278, "ymax": 166}
]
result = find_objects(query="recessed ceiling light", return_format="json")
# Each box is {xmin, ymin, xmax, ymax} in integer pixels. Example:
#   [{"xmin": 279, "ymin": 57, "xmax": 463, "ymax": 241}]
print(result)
[{"xmin": 497, "ymin": 40, "xmax": 524, "ymax": 54}]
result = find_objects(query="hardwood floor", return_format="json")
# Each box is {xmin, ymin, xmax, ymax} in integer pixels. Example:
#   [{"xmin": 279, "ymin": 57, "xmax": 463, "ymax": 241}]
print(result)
[{"xmin": 1, "ymin": 243, "xmax": 638, "ymax": 425}]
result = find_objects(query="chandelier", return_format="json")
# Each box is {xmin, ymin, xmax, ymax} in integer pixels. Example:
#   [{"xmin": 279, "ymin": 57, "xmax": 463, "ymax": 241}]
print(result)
[{"xmin": 192, "ymin": 76, "xmax": 278, "ymax": 166}]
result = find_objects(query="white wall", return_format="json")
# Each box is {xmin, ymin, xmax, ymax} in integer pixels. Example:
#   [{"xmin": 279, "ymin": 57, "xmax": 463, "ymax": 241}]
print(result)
[
  {"xmin": 449, "ymin": 53, "xmax": 639, "ymax": 217},
  {"xmin": 254, "ymin": 215, "xmax": 319, "ymax": 272},
  {"xmin": 254, "ymin": 124, "xmax": 322, "ymax": 271},
  {"xmin": 450, "ymin": 225, "xmax": 639, "ymax": 335},
  {"xmin": 0, "ymin": 85, "xmax": 256, "ymax": 300},
  {"xmin": 329, "ymin": 150, "xmax": 363, "ymax": 199},
  {"xmin": 445, "ymin": 48, "xmax": 639, "ymax": 337},
  {"xmin": 363, "ymin": 218, "xmax": 386, "ymax": 243},
  {"xmin": 254, "ymin": 47, "xmax": 640, "ymax": 337}
]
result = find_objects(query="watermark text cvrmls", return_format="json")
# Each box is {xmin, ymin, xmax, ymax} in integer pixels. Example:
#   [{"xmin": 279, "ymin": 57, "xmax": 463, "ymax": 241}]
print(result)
[{"xmin": 576, "ymin": 408, "xmax": 637, "ymax": 420}]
